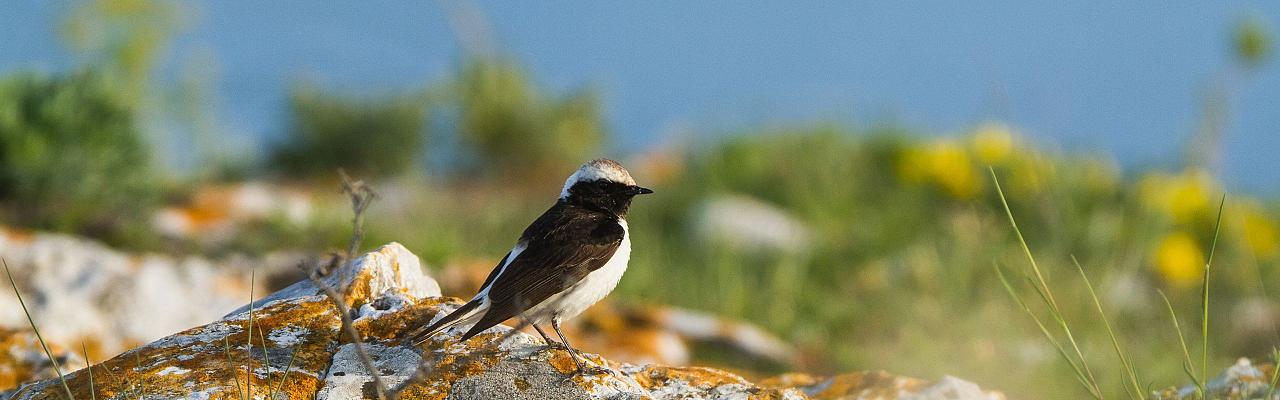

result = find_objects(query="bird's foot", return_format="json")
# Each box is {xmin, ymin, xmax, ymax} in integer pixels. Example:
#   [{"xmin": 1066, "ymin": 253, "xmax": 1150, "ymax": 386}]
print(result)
[
  {"xmin": 575, "ymin": 365, "xmax": 613, "ymax": 376},
  {"xmin": 561, "ymin": 351, "xmax": 612, "ymax": 377}
]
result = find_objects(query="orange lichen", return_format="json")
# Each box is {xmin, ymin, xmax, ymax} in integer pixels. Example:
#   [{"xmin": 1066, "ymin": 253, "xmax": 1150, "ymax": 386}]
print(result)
[
  {"xmin": 352, "ymin": 297, "xmax": 459, "ymax": 342},
  {"xmin": 631, "ymin": 365, "xmax": 751, "ymax": 390},
  {"xmin": 546, "ymin": 351, "xmax": 580, "ymax": 375},
  {"xmin": 390, "ymin": 329, "xmax": 512, "ymax": 398},
  {"xmin": 15, "ymin": 297, "xmax": 342, "ymax": 399},
  {"xmin": 0, "ymin": 328, "xmax": 78, "ymax": 391},
  {"xmin": 0, "ymin": 227, "xmax": 35, "ymax": 244}
]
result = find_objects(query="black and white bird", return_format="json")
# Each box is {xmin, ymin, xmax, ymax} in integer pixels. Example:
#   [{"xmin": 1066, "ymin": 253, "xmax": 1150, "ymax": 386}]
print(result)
[{"xmin": 402, "ymin": 158, "xmax": 652, "ymax": 372}]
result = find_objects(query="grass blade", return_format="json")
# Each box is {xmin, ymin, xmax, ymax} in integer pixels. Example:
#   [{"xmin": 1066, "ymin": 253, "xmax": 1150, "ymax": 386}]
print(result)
[
  {"xmin": 132, "ymin": 351, "xmax": 145, "ymax": 399},
  {"xmin": 1266, "ymin": 347, "xmax": 1279, "ymax": 400},
  {"xmin": 258, "ymin": 329, "xmax": 273, "ymax": 373},
  {"xmin": 270, "ymin": 348, "xmax": 300, "ymax": 400},
  {"xmin": 95, "ymin": 361, "xmax": 118, "ymax": 391},
  {"xmin": 1201, "ymin": 194, "xmax": 1226, "ymax": 386},
  {"xmin": 224, "ymin": 334, "xmax": 245, "ymax": 400},
  {"xmin": 246, "ymin": 268, "xmax": 255, "ymax": 400},
  {"xmin": 1072, "ymin": 255, "xmax": 1142, "ymax": 399},
  {"xmin": 996, "ymin": 264, "xmax": 1100, "ymax": 398},
  {"xmin": 82, "ymin": 343, "xmax": 95, "ymax": 400},
  {"xmin": 3, "ymin": 259, "xmax": 74, "ymax": 400},
  {"xmin": 990, "ymin": 168, "xmax": 1102, "ymax": 397},
  {"xmin": 1159, "ymin": 290, "xmax": 1203, "ymax": 396}
]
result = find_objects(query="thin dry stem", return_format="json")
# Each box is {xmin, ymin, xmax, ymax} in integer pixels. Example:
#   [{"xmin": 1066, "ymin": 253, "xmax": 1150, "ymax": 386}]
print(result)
[{"xmin": 298, "ymin": 171, "xmax": 388, "ymax": 400}]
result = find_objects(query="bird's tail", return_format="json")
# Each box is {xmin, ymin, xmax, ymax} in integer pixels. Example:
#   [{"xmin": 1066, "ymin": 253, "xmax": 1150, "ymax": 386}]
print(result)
[{"xmin": 401, "ymin": 299, "xmax": 486, "ymax": 346}]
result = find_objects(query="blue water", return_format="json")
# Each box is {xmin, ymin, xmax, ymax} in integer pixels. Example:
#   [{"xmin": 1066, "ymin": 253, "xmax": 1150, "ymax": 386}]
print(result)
[{"xmin": 3, "ymin": 1, "xmax": 1278, "ymax": 192}]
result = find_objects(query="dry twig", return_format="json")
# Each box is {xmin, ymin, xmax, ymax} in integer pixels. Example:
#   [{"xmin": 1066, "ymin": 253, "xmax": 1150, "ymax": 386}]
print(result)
[{"xmin": 297, "ymin": 171, "xmax": 389, "ymax": 400}]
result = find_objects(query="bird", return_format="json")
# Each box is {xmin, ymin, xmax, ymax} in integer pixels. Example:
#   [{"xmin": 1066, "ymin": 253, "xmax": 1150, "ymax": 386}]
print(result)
[{"xmin": 401, "ymin": 158, "xmax": 653, "ymax": 373}]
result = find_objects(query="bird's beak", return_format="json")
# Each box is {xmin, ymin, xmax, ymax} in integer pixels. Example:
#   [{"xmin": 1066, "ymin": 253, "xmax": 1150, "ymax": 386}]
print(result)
[{"xmin": 631, "ymin": 186, "xmax": 654, "ymax": 195}]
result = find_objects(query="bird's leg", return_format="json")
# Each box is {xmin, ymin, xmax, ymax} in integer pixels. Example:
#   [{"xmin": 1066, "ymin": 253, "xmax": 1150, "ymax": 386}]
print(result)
[
  {"xmin": 550, "ymin": 318, "xmax": 587, "ymax": 373},
  {"xmin": 551, "ymin": 317, "xmax": 609, "ymax": 375},
  {"xmin": 531, "ymin": 322, "xmax": 561, "ymax": 348}
]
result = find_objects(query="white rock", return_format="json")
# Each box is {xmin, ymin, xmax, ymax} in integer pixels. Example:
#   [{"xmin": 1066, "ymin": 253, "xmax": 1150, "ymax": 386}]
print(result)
[
  {"xmin": 904, "ymin": 376, "xmax": 1005, "ymax": 400},
  {"xmin": 694, "ymin": 195, "xmax": 811, "ymax": 253},
  {"xmin": 0, "ymin": 227, "xmax": 308, "ymax": 358},
  {"xmin": 316, "ymin": 343, "xmax": 422, "ymax": 400}
]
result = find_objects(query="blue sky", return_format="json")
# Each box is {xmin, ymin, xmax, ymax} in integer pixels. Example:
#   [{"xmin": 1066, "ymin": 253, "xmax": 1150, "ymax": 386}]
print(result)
[{"xmin": 3, "ymin": 1, "xmax": 1278, "ymax": 191}]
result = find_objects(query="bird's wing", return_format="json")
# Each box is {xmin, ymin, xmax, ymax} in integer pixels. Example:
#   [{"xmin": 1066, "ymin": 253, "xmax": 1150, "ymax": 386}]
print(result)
[
  {"xmin": 476, "ymin": 249, "xmax": 515, "ymax": 294},
  {"xmin": 460, "ymin": 205, "xmax": 623, "ymax": 340}
]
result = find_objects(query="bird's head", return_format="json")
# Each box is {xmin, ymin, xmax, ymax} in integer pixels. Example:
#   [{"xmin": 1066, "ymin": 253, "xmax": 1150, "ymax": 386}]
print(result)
[{"xmin": 560, "ymin": 158, "xmax": 653, "ymax": 216}]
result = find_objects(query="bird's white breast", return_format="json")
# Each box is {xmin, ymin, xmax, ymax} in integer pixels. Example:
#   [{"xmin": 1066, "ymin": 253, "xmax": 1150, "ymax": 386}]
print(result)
[{"xmin": 529, "ymin": 220, "xmax": 631, "ymax": 322}]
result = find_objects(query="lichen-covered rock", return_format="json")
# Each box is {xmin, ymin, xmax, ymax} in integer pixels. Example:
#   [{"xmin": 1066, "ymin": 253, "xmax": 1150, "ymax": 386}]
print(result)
[
  {"xmin": 0, "ymin": 226, "xmax": 307, "ymax": 362},
  {"xmin": 10, "ymin": 242, "xmax": 1001, "ymax": 400},
  {"xmin": 0, "ymin": 328, "xmax": 85, "ymax": 392},
  {"xmin": 1154, "ymin": 358, "xmax": 1279, "ymax": 400}
]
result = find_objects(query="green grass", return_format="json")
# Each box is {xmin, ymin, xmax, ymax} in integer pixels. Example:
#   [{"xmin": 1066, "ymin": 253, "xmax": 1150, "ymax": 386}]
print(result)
[
  {"xmin": 1201, "ymin": 195, "xmax": 1226, "ymax": 389},
  {"xmin": 1074, "ymin": 255, "xmax": 1143, "ymax": 399},
  {"xmin": 1159, "ymin": 289, "xmax": 1203, "ymax": 396},
  {"xmin": 4, "ymin": 259, "xmax": 74, "ymax": 400},
  {"xmin": 80, "ymin": 343, "xmax": 93, "ymax": 400},
  {"xmin": 991, "ymin": 169, "xmax": 1103, "ymax": 399}
]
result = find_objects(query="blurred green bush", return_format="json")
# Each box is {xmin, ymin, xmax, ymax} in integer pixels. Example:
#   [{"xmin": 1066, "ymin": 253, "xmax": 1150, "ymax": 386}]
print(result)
[
  {"xmin": 269, "ymin": 85, "xmax": 430, "ymax": 179},
  {"xmin": 0, "ymin": 71, "xmax": 158, "ymax": 238},
  {"xmin": 453, "ymin": 58, "xmax": 605, "ymax": 181},
  {"xmin": 266, "ymin": 58, "xmax": 605, "ymax": 184}
]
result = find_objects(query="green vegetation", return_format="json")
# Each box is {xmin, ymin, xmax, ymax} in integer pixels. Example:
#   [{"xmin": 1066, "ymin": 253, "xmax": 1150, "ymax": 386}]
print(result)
[
  {"xmin": 452, "ymin": 58, "xmax": 606, "ymax": 179},
  {"xmin": 0, "ymin": 71, "xmax": 159, "ymax": 240},
  {"xmin": 270, "ymin": 85, "xmax": 431, "ymax": 179},
  {"xmin": 268, "ymin": 57, "xmax": 605, "ymax": 183}
]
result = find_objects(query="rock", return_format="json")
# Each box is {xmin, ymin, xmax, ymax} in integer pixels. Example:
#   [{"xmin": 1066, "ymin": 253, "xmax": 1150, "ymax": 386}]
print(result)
[
  {"xmin": 1155, "ymin": 358, "xmax": 1278, "ymax": 399},
  {"xmin": 10, "ymin": 243, "xmax": 1001, "ymax": 399},
  {"xmin": 695, "ymin": 195, "xmax": 812, "ymax": 253},
  {"xmin": 153, "ymin": 181, "xmax": 314, "ymax": 242},
  {"xmin": 0, "ymin": 328, "xmax": 84, "ymax": 392},
  {"xmin": 0, "ymin": 226, "xmax": 308, "ymax": 362}
]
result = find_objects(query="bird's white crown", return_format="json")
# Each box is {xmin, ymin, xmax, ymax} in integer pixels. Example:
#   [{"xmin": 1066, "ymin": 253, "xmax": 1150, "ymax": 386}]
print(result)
[{"xmin": 561, "ymin": 158, "xmax": 636, "ymax": 198}]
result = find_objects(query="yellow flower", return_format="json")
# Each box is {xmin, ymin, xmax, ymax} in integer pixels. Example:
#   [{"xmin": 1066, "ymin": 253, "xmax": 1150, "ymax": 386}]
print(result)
[
  {"xmin": 897, "ymin": 138, "xmax": 983, "ymax": 199},
  {"xmin": 926, "ymin": 140, "xmax": 981, "ymax": 199},
  {"xmin": 1153, "ymin": 232, "xmax": 1205, "ymax": 288},
  {"xmin": 970, "ymin": 122, "xmax": 1015, "ymax": 165},
  {"xmin": 1138, "ymin": 169, "xmax": 1218, "ymax": 224},
  {"xmin": 1238, "ymin": 202, "xmax": 1280, "ymax": 260}
]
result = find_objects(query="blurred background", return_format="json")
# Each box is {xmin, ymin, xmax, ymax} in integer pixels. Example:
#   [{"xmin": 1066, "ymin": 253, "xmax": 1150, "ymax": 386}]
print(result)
[{"xmin": 1, "ymin": 1, "xmax": 1279, "ymax": 398}]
